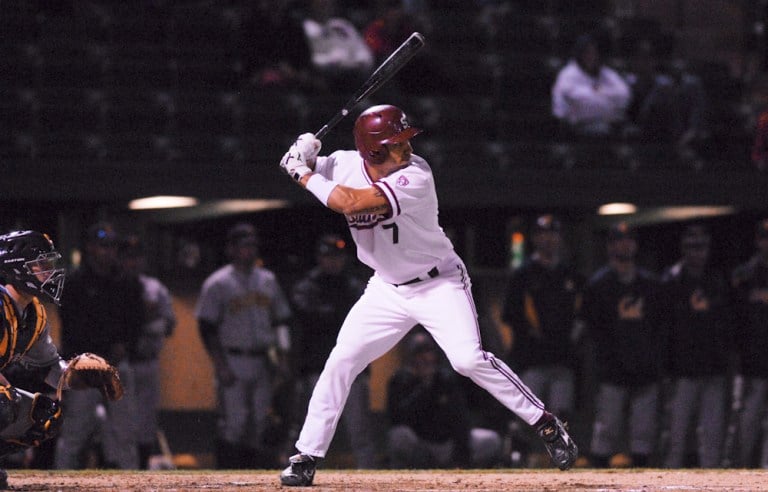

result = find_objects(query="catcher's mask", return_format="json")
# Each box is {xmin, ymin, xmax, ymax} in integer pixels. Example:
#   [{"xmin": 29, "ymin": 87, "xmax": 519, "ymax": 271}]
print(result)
[
  {"xmin": 353, "ymin": 104, "xmax": 422, "ymax": 165},
  {"xmin": 0, "ymin": 230, "xmax": 65, "ymax": 305}
]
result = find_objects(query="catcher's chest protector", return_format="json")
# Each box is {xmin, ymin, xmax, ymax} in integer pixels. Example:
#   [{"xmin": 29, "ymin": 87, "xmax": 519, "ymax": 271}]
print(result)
[{"xmin": 0, "ymin": 288, "xmax": 46, "ymax": 370}]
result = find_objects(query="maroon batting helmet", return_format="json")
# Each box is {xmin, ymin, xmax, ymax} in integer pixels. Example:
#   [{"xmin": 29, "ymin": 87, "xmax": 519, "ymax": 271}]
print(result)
[{"xmin": 353, "ymin": 105, "xmax": 422, "ymax": 164}]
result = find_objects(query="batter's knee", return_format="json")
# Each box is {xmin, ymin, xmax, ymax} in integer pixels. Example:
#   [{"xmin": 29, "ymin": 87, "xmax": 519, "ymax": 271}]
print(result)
[
  {"xmin": 325, "ymin": 346, "xmax": 368, "ymax": 377},
  {"xmin": 446, "ymin": 349, "xmax": 485, "ymax": 377}
]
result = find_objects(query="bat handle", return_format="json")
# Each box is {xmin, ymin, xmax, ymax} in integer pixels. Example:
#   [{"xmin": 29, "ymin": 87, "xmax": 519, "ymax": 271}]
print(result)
[
  {"xmin": 315, "ymin": 107, "xmax": 350, "ymax": 141},
  {"xmin": 315, "ymin": 124, "xmax": 330, "ymax": 141}
]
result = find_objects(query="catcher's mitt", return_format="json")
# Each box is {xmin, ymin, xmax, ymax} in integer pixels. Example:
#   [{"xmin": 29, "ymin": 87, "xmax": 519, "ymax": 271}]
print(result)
[{"xmin": 56, "ymin": 353, "xmax": 124, "ymax": 401}]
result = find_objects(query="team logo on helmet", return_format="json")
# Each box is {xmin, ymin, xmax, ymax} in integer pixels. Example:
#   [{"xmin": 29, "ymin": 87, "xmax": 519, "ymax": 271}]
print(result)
[
  {"xmin": 399, "ymin": 113, "xmax": 409, "ymax": 130},
  {"xmin": 397, "ymin": 175, "xmax": 409, "ymax": 187}
]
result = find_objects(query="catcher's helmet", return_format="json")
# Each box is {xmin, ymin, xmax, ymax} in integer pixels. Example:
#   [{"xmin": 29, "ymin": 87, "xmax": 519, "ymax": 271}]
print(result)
[
  {"xmin": 353, "ymin": 105, "xmax": 422, "ymax": 164},
  {"xmin": 0, "ymin": 230, "xmax": 65, "ymax": 305}
]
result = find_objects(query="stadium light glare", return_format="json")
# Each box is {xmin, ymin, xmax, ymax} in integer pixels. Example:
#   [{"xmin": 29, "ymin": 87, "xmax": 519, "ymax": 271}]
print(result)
[
  {"xmin": 598, "ymin": 203, "xmax": 637, "ymax": 215},
  {"xmin": 129, "ymin": 196, "xmax": 199, "ymax": 210}
]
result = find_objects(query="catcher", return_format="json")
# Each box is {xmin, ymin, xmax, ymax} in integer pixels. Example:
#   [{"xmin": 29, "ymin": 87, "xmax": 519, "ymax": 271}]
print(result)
[{"xmin": 0, "ymin": 230, "xmax": 123, "ymax": 489}]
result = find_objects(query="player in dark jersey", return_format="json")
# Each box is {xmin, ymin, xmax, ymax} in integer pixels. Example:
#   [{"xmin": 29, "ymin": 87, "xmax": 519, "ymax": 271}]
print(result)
[
  {"xmin": 660, "ymin": 224, "xmax": 734, "ymax": 468},
  {"xmin": 582, "ymin": 222, "xmax": 669, "ymax": 467}
]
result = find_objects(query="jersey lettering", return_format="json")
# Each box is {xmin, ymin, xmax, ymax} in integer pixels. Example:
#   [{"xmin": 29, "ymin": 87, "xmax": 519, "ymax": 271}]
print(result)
[
  {"xmin": 383, "ymin": 223, "xmax": 399, "ymax": 244},
  {"xmin": 227, "ymin": 291, "xmax": 272, "ymax": 313},
  {"xmin": 618, "ymin": 295, "xmax": 644, "ymax": 320},
  {"xmin": 689, "ymin": 289, "xmax": 710, "ymax": 311},
  {"xmin": 346, "ymin": 212, "xmax": 388, "ymax": 229}
]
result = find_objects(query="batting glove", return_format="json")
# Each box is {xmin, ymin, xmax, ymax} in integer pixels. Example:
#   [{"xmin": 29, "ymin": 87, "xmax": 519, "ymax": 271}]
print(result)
[
  {"xmin": 295, "ymin": 133, "xmax": 321, "ymax": 162},
  {"xmin": 280, "ymin": 145, "xmax": 312, "ymax": 182}
]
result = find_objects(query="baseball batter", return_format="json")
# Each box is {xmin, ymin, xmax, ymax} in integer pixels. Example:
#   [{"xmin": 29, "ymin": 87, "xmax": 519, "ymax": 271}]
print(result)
[{"xmin": 277, "ymin": 104, "xmax": 578, "ymax": 486}]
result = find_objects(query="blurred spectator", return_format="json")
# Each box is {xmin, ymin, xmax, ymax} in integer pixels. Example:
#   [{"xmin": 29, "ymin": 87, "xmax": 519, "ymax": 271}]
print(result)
[
  {"xmin": 119, "ymin": 234, "xmax": 176, "ymax": 470},
  {"xmin": 751, "ymin": 108, "xmax": 768, "ymax": 171},
  {"xmin": 500, "ymin": 214, "xmax": 584, "ymax": 466},
  {"xmin": 238, "ymin": 0, "xmax": 318, "ymax": 91},
  {"xmin": 730, "ymin": 218, "xmax": 768, "ymax": 467},
  {"xmin": 660, "ymin": 224, "xmax": 733, "ymax": 468},
  {"xmin": 582, "ymin": 222, "xmax": 669, "ymax": 467},
  {"xmin": 386, "ymin": 329, "xmax": 503, "ymax": 469},
  {"xmin": 625, "ymin": 38, "xmax": 707, "ymax": 165},
  {"xmin": 551, "ymin": 33, "xmax": 631, "ymax": 138},
  {"xmin": 364, "ymin": 0, "xmax": 430, "ymax": 62},
  {"xmin": 55, "ymin": 222, "xmax": 144, "ymax": 469},
  {"xmin": 195, "ymin": 223, "xmax": 292, "ymax": 469},
  {"xmin": 363, "ymin": 0, "xmax": 452, "ymax": 95},
  {"xmin": 289, "ymin": 233, "xmax": 376, "ymax": 468},
  {"xmin": 301, "ymin": 0, "xmax": 375, "ymax": 92}
]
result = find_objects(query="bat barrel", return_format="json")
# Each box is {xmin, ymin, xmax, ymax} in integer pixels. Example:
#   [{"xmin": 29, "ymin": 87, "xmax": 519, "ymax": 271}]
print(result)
[{"xmin": 313, "ymin": 32, "xmax": 425, "ymax": 140}]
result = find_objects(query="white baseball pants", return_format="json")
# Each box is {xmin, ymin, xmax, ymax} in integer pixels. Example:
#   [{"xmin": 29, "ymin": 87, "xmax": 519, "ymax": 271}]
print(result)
[{"xmin": 295, "ymin": 256, "xmax": 545, "ymax": 458}]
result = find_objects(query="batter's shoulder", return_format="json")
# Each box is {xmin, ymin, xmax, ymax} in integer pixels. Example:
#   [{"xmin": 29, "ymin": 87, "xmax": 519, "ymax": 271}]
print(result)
[{"xmin": 409, "ymin": 154, "xmax": 431, "ymax": 172}]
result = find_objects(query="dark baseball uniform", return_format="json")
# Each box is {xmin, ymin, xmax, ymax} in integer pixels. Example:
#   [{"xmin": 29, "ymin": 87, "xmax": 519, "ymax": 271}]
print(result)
[
  {"xmin": 55, "ymin": 262, "xmax": 145, "ymax": 469},
  {"xmin": 661, "ymin": 262, "xmax": 734, "ymax": 467},
  {"xmin": 582, "ymin": 265, "xmax": 669, "ymax": 461},
  {"xmin": 502, "ymin": 258, "xmax": 583, "ymax": 418}
]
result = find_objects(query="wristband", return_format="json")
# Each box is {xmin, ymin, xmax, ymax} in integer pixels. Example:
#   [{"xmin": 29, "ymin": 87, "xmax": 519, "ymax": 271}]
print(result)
[{"xmin": 305, "ymin": 174, "xmax": 338, "ymax": 206}]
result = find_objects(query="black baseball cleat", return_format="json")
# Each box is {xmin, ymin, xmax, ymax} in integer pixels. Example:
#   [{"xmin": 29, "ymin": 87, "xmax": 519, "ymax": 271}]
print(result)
[
  {"xmin": 280, "ymin": 453, "xmax": 318, "ymax": 487},
  {"xmin": 537, "ymin": 416, "xmax": 578, "ymax": 471}
]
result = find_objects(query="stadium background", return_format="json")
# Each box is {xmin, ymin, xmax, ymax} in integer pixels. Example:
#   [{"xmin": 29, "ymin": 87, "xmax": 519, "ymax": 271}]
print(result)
[{"xmin": 2, "ymin": 0, "xmax": 768, "ymax": 466}]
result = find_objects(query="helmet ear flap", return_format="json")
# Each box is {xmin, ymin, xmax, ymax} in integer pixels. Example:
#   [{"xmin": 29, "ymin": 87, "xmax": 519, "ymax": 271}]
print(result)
[{"xmin": 363, "ymin": 143, "xmax": 388, "ymax": 165}]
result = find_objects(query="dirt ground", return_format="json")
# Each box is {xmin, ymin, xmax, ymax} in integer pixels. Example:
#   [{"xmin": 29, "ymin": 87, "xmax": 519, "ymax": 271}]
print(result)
[{"xmin": 3, "ymin": 469, "xmax": 767, "ymax": 492}]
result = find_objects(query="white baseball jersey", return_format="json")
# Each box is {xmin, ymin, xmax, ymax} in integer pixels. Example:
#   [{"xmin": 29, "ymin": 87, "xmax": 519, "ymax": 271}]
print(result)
[
  {"xmin": 294, "ymin": 149, "xmax": 550, "ymax": 459},
  {"xmin": 314, "ymin": 150, "xmax": 455, "ymax": 284}
]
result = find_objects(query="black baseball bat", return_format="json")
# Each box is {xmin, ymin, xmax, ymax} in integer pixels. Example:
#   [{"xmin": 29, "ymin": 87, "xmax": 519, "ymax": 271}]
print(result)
[{"xmin": 315, "ymin": 32, "xmax": 425, "ymax": 140}]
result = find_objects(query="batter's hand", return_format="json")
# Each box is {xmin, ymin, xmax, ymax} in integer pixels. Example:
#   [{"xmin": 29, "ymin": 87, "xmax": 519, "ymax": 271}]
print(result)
[
  {"xmin": 279, "ymin": 146, "xmax": 312, "ymax": 182},
  {"xmin": 295, "ymin": 133, "xmax": 321, "ymax": 162}
]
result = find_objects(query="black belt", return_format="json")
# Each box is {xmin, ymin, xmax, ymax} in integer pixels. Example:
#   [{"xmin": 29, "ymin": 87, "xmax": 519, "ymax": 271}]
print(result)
[
  {"xmin": 394, "ymin": 267, "xmax": 439, "ymax": 287},
  {"xmin": 225, "ymin": 347, "xmax": 268, "ymax": 357}
]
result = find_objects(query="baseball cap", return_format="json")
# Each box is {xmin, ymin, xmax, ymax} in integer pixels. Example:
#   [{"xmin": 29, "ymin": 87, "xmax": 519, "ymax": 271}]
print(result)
[
  {"xmin": 227, "ymin": 223, "xmax": 258, "ymax": 246},
  {"xmin": 756, "ymin": 218, "xmax": 768, "ymax": 239},
  {"xmin": 533, "ymin": 214, "xmax": 562, "ymax": 233},
  {"xmin": 607, "ymin": 221, "xmax": 637, "ymax": 241},
  {"xmin": 86, "ymin": 221, "xmax": 118, "ymax": 246},
  {"xmin": 316, "ymin": 234, "xmax": 348, "ymax": 256}
]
